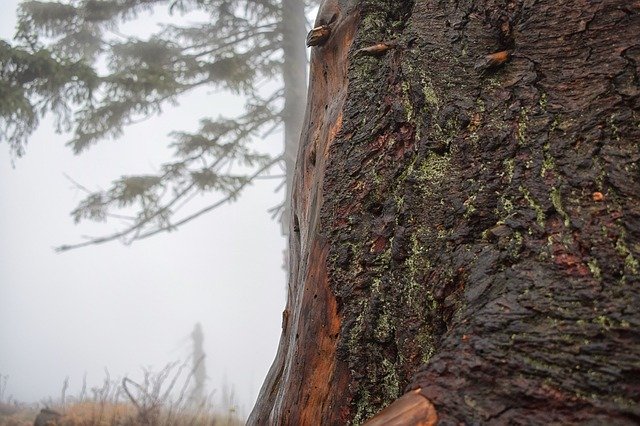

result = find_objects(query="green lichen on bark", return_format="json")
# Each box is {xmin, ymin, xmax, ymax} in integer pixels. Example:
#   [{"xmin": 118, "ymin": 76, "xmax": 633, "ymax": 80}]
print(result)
[
  {"xmin": 323, "ymin": 0, "xmax": 640, "ymax": 424},
  {"xmin": 325, "ymin": 1, "xmax": 427, "ymax": 422}
]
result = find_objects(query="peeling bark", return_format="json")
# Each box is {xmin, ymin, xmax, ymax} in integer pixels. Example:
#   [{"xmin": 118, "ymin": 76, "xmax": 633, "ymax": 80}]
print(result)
[
  {"xmin": 250, "ymin": 0, "xmax": 640, "ymax": 424},
  {"xmin": 249, "ymin": 1, "xmax": 359, "ymax": 423}
]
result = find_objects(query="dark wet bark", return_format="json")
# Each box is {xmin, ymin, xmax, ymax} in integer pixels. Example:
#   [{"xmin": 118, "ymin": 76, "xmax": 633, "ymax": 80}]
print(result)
[{"xmin": 250, "ymin": 0, "xmax": 640, "ymax": 424}]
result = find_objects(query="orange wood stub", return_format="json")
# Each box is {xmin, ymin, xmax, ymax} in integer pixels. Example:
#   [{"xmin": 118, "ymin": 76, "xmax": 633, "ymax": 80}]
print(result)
[{"xmin": 363, "ymin": 389, "xmax": 438, "ymax": 426}]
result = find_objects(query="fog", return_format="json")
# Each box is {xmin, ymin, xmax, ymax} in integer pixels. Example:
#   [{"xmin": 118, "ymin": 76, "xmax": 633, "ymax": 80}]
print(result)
[{"xmin": 0, "ymin": 0, "xmax": 288, "ymax": 417}]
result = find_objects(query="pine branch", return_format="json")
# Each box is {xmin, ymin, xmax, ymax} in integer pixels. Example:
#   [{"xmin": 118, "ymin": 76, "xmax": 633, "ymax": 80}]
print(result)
[
  {"xmin": 4, "ymin": 0, "xmax": 316, "ymax": 248},
  {"xmin": 56, "ymin": 155, "xmax": 282, "ymax": 252}
]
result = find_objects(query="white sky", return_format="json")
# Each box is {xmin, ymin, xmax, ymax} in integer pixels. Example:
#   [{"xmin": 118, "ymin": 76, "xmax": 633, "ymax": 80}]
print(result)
[{"xmin": 0, "ymin": 0, "xmax": 288, "ymax": 416}]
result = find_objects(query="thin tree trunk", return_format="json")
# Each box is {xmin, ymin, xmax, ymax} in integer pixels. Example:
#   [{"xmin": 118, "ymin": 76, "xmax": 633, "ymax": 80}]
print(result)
[
  {"xmin": 281, "ymin": 0, "xmax": 309, "ymax": 238},
  {"xmin": 252, "ymin": 0, "xmax": 640, "ymax": 424},
  {"xmin": 189, "ymin": 323, "xmax": 206, "ymax": 406}
]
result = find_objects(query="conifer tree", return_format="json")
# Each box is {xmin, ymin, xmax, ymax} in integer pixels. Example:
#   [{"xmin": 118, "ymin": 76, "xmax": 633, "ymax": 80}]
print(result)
[
  {"xmin": 189, "ymin": 322, "xmax": 206, "ymax": 407},
  {"xmin": 1, "ymin": 0, "xmax": 314, "ymax": 250}
]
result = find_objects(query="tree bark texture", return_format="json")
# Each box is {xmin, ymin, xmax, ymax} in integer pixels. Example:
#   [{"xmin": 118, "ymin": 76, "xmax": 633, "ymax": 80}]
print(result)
[{"xmin": 250, "ymin": 0, "xmax": 640, "ymax": 424}]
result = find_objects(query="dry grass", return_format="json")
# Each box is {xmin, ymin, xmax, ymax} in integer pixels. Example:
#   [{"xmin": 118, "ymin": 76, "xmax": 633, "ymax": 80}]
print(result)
[
  {"xmin": 0, "ymin": 363, "xmax": 244, "ymax": 426},
  {"xmin": 0, "ymin": 401, "xmax": 243, "ymax": 425}
]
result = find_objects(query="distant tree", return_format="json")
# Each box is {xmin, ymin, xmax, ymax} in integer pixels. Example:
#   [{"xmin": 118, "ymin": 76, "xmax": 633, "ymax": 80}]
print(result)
[
  {"xmin": 189, "ymin": 322, "xmax": 206, "ymax": 406},
  {"xmin": 1, "ymin": 0, "xmax": 315, "ymax": 250}
]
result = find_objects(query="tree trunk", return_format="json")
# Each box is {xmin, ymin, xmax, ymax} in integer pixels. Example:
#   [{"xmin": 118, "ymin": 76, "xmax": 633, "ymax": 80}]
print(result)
[
  {"xmin": 250, "ymin": 0, "xmax": 640, "ymax": 424},
  {"xmin": 281, "ymin": 0, "xmax": 309, "ymax": 238},
  {"xmin": 189, "ymin": 322, "xmax": 206, "ymax": 406}
]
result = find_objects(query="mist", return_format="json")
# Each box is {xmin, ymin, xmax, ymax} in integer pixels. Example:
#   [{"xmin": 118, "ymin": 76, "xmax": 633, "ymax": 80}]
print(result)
[{"xmin": 0, "ymin": 0, "xmax": 297, "ymax": 420}]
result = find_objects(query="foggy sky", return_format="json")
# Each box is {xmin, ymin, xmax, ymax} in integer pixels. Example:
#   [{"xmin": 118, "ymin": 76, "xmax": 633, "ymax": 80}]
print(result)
[{"xmin": 0, "ymin": 0, "xmax": 287, "ymax": 415}]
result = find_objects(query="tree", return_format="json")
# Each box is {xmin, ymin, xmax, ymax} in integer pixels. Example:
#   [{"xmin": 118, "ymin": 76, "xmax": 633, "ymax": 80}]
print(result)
[
  {"xmin": 1, "ymin": 0, "xmax": 313, "ymax": 250},
  {"xmin": 250, "ymin": 0, "xmax": 640, "ymax": 424},
  {"xmin": 189, "ymin": 322, "xmax": 207, "ymax": 407}
]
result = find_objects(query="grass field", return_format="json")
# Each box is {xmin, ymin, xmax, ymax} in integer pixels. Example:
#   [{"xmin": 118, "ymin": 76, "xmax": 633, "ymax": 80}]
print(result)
[
  {"xmin": 0, "ymin": 364, "xmax": 244, "ymax": 425},
  {"xmin": 0, "ymin": 402, "xmax": 243, "ymax": 425}
]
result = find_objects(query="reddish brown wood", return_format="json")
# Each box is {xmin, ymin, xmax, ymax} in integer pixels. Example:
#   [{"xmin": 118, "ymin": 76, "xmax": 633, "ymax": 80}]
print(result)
[
  {"xmin": 363, "ymin": 389, "xmax": 438, "ymax": 426},
  {"xmin": 248, "ymin": 1, "xmax": 359, "ymax": 424}
]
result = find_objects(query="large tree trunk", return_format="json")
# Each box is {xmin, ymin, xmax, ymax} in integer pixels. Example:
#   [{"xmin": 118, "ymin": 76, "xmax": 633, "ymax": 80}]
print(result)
[{"xmin": 250, "ymin": 0, "xmax": 640, "ymax": 424}]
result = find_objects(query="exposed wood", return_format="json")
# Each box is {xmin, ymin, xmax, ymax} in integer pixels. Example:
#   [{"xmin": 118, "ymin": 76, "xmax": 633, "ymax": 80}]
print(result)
[
  {"xmin": 248, "ymin": 1, "xmax": 359, "ymax": 423},
  {"xmin": 306, "ymin": 25, "xmax": 332, "ymax": 47},
  {"xmin": 363, "ymin": 389, "xmax": 437, "ymax": 426}
]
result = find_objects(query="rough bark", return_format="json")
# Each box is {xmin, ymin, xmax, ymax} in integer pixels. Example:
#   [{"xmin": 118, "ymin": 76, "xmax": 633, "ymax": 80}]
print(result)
[{"xmin": 251, "ymin": 0, "xmax": 640, "ymax": 424}]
